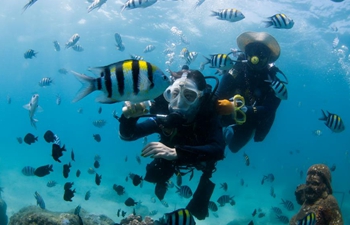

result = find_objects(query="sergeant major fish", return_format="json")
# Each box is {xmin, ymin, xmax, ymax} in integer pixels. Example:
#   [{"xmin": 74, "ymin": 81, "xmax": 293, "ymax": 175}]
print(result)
[
  {"xmin": 263, "ymin": 13, "xmax": 294, "ymax": 29},
  {"xmin": 202, "ymin": 54, "xmax": 233, "ymax": 71},
  {"xmin": 72, "ymin": 45, "xmax": 84, "ymax": 52},
  {"xmin": 265, "ymin": 75, "xmax": 288, "ymax": 100},
  {"xmin": 319, "ymin": 110, "xmax": 345, "ymax": 133},
  {"xmin": 38, "ymin": 77, "xmax": 53, "ymax": 87},
  {"xmin": 121, "ymin": 0, "xmax": 157, "ymax": 12},
  {"xmin": 65, "ymin": 33, "xmax": 80, "ymax": 49},
  {"xmin": 23, "ymin": 94, "xmax": 42, "ymax": 128},
  {"xmin": 158, "ymin": 208, "xmax": 196, "ymax": 225},
  {"xmin": 211, "ymin": 9, "xmax": 245, "ymax": 22},
  {"xmin": 144, "ymin": 45, "xmax": 156, "ymax": 53},
  {"xmin": 87, "ymin": 0, "xmax": 107, "ymax": 13},
  {"xmin": 71, "ymin": 60, "xmax": 170, "ymax": 103}
]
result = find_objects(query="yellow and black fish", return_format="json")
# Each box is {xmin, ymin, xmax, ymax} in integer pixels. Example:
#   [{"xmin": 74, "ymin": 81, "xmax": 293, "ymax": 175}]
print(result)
[
  {"xmin": 297, "ymin": 212, "xmax": 316, "ymax": 225},
  {"xmin": 71, "ymin": 60, "xmax": 170, "ymax": 103},
  {"xmin": 161, "ymin": 208, "xmax": 196, "ymax": 225},
  {"xmin": 319, "ymin": 110, "xmax": 345, "ymax": 133}
]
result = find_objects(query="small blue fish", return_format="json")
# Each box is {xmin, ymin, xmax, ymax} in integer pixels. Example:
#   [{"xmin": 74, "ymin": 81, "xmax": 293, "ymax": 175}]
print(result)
[{"xmin": 34, "ymin": 191, "xmax": 45, "ymax": 209}]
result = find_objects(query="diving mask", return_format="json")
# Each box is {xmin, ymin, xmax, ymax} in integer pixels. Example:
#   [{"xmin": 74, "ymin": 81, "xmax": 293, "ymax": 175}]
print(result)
[{"xmin": 163, "ymin": 76, "xmax": 203, "ymax": 113}]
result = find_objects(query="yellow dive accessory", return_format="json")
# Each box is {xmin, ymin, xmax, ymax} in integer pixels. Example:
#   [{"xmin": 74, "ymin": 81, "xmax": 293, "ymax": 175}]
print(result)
[
  {"xmin": 250, "ymin": 56, "xmax": 259, "ymax": 65},
  {"xmin": 231, "ymin": 94, "xmax": 246, "ymax": 125}
]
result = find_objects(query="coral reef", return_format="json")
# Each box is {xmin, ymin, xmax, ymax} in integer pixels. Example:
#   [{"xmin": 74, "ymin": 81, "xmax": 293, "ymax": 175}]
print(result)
[
  {"xmin": 120, "ymin": 214, "xmax": 154, "ymax": 225},
  {"xmin": 9, "ymin": 206, "xmax": 115, "ymax": 225},
  {"xmin": 0, "ymin": 198, "xmax": 8, "ymax": 225}
]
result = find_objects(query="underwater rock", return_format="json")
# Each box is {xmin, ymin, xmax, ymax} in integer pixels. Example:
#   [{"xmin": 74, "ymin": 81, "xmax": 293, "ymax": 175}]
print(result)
[
  {"xmin": 120, "ymin": 214, "xmax": 154, "ymax": 225},
  {"xmin": 9, "ymin": 206, "xmax": 115, "ymax": 225},
  {"xmin": 0, "ymin": 198, "xmax": 8, "ymax": 225}
]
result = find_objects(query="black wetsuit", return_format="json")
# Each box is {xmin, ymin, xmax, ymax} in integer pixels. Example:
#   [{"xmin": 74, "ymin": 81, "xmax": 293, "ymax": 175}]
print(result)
[
  {"xmin": 118, "ymin": 98, "xmax": 225, "ymax": 220},
  {"xmin": 216, "ymin": 57, "xmax": 282, "ymax": 153}
]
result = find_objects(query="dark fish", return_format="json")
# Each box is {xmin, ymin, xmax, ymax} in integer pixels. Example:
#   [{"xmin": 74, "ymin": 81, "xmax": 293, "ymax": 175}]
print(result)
[
  {"xmin": 330, "ymin": 164, "xmax": 336, "ymax": 172},
  {"xmin": 133, "ymin": 208, "xmax": 136, "ymax": 215},
  {"xmin": 208, "ymin": 201, "xmax": 218, "ymax": 212},
  {"xmin": 22, "ymin": 0, "xmax": 38, "ymax": 13},
  {"xmin": 63, "ymin": 162, "xmax": 71, "ymax": 178},
  {"xmin": 16, "ymin": 137, "xmax": 23, "ymax": 144},
  {"xmin": 125, "ymin": 156, "xmax": 128, "ymax": 162},
  {"xmin": 136, "ymin": 155, "xmax": 141, "ymax": 164},
  {"xmin": 261, "ymin": 173, "xmax": 274, "ymax": 185},
  {"xmin": 47, "ymin": 180, "xmax": 57, "ymax": 187},
  {"xmin": 98, "ymin": 106, "xmax": 102, "ymax": 114},
  {"xmin": 248, "ymin": 220, "xmax": 254, "ymax": 225},
  {"xmin": 58, "ymin": 68, "xmax": 68, "ymax": 74},
  {"xmin": 94, "ymin": 160, "xmax": 100, "ymax": 169},
  {"xmin": 217, "ymin": 195, "xmax": 234, "ymax": 207},
  {"xmin": 34, "ymin": 191, "xmax": 45, "ymax": 209},
  {"xmin": 189, "ymin": 169, "xmax": 194, "ymax": 181},
  {"xmin": 299, "ymin": 170, "xmax": 304, "ymax": 179},
  {"xmin": 93, "ymin": 134, "xmax": 101, "ymax": 142},
  {"xmin": 281, "ymin": 199, "xmax": 294, "ymax": 211},
  {"xmin": 24, "ymin": 133, "xmax": 38, "ymax": 145},
  {"xmin": 244, "ymin": 152, "xmax": 250, "ymax": 166},
  {"xmin": 162, "ymin": 208, "xmax": 196, "ymax": 225},
  {"xmin": 270, "ymin": 186, "xmax": 276, "ymax": 198},
  {"xmin": 72, "ymin": 44, "xmax": 84, "ymax": 52},
  {"xmin": 297, "ymin": 212, "xmax": 316, "ymax": 225},
  {"xmin": 76, "ymin": 169, "xmax": 81, "ymax": 177},
  {"xmin": 22, "ymin": 166, "xmax": 36, "ymax": 176},
  {"xmin": 34, "ymin": 164, "xmax": 53, "ymax": 177},
  {"xmin": 71, "ymin": 149, "xmax": 75, "ymax": 161},
  {"xmin": 85, "ymin": 190, "xmax": 91, "ymax": 200},
  {"xmin": 122, "ymin": 211, "xmax": 127, "ymax": 217},
  {"xmin": 240, "ymin": 178, "xmax": 244, "ymax": 186},
  {"xmin": 74, "ymin": 205, "xmax": 81, "ymax": 215},
  {"xmin": 44, "ymin": 130, "xmax": 55, "ymax": 143},
  {"xmin": 52, "ymin": 144, "xmax": 66, "ymax": 163},
  {"xmin": 176, "ymin": 185, "xmax": 192, "ymax": 198},
  {"xmin": 276, "ymin": 214, "xmax": 289, "ymax": 224},
  {"xmin": 64, "ymin": 188, "xmax": 76, "ymax": 202},
  {"xmin": 176, "ymin": 172, "xmax": 182, "ymax": 186},
  {"xmin": 113, "ymin": 184, "xmax": 125, "ymax": 195},
  {"xmin": 117, "ymin": 209, "xmax": 121, "ymax": 217},
  {"xmin": 53, "ymin": 41, "xmax": 60, "ymax": 51},
  {"xmin": 252, "ymin": 209, "xmax": 257, "ymax": 217},
  {"xmin": 24, "ymin": 49, "xmax": 38, "ymax": 58},
  {"xmin": 319, "ymin": 110, "xmax": 345, "ymax": 133},
  {"xmin": 95, "ymin": 173, "xmax": 102, "ymax": 185},
  {"xmin": 129, "ymin": 173, "xmax": 143, "ymax": 186},
  {"xmin": 220, "ymin": 182, "xmax": 228, "ymax": 191},
  {"xmin": 271, "ymin": 206, "xmax": 282, "ymax": 215},
  {"xmin": 125, "ymin": 197, "xmax": 138, "ymax": 206},
  {"xmin": 258, "ymin": 212, "xmax": 265, "ymax": 218}
]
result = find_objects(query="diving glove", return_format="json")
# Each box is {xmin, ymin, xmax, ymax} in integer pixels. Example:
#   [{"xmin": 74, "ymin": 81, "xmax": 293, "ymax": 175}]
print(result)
[{"xmin": 122, "ymin": 101, "xmax": 151, "ymax": 118}]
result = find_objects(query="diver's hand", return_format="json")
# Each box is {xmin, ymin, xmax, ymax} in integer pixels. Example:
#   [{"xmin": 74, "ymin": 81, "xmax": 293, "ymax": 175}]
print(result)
[
  {"xmin": 141, "ymin": 142, "xmax": 178, "ymax": 161},
  {"xmin": 217, "ymin": 99, "xmax": 235, "ymax": 115},
  {"xmin": 122, "ymin": 101, "xmax": 150, "ymax": 118}
]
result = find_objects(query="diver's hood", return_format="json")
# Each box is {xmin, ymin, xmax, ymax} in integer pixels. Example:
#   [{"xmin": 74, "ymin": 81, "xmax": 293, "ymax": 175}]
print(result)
[{"xmin": 237, "ymin": 31, "xmax": 280, "ymax": 63}]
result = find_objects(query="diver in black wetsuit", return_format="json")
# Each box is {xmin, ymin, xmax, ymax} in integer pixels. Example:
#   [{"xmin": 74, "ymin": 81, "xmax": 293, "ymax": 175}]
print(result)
[
  {"xmin": 118, "ymin": 70, "xmax": 225, "ymax": 220},
  {"xmin": 216, "ymin": 31, "xmax": 287, "ymax": 153}
]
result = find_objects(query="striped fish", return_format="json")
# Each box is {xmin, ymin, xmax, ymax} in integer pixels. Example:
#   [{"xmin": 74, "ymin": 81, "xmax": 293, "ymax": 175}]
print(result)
[
  {"xmin": 87, "ymin": 0, "xmax": 107, "ymax": 13},
  {"xmin": 47, "ymin": 180, "xmax": 57, "ymax": 187},
  {"xmin": 319, "ymin": 110, "xmax": 345, "ymax": 133},
  {"xmin": 65, "ymin": 33, "xmax": 80, "ymax": 49},
  {"xmin": 71, "ymin": 60, "xmax": 170, "ymax": 103},
  {"xmin": 22, "ymin": 166, "xmax": 36, "ymax": 176},
  {"xmin": 180, "ymin": 48, "xmax": 189, "ymax": 59},
  {"xmin": 281, "ymin": 199, "xmax": 294, "ymax": 211},
  {"xmin": 121, "ymin": 0, "xmax": 157, "ymax": 12},
  {"xmin": 271, "ymin": 206, "xmax": 282, "ymax": 215},
  {"xmin": 34, "ymin": 191, "xmax": 45, "ymax": 209},
  {"xmin": 276, "ymin": 214, "xmax": 289, "ymax": 224},
  {"xmin": 211, "ymin": 9, "xmax": 245, "ymax": 22},
  {"xmin": 176, "ymin": 185, "xmax": 192, "ymax": 198},
  {"xmin": 162, "ymin": 208, "xmax": 196, "ymax": 225},
  {"xmin": 53, "ymin": 41, "xmax": 60, "ymax": 51},
  {"xmin": 203, "ymin": 54, "xmax": 233, "ymax": 70},
  {"xmin": 72, "ymin": 45, "xmax": 84, "ymax": 52},
  {"xmin": 130, "ymin": 54, "xmax": 144, "ymax": 60},
  {"xmin": 208, "ymin": 201, "xmax": 218, "ymax": 212},
  {"xmin": 38, "ymin": 77, "xmax": 53, "ymax": 87},
  {"xmin": 263, "ymin": 13, "xmax": 294, "ymax": 29},
  {"xmin": 115, "ymin": 33, "xmax": 125, "ymax": 51},
  {"xmin": 217, "ymin": 195, "xmax": 234, "ymax": 206},
  {"xmin": 24, "ymin": 49, "xmax": 38, "ymax": 59},
  {"xmin": 185, "ymin": 51, "xmax": 198, "ymax": 65},
  {"xmin": 144, "ymin": 44, "xmax": 156, "ymax": 53},
  {"xmin": 265, "ymin": 75, "xmax": 288, "ymax": 100},
  {"xmin": 297, "ymin": 212, "xmax": 316, "ymax": 225}
]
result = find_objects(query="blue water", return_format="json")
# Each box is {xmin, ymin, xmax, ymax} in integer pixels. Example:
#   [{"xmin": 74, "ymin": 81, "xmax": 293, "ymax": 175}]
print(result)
[{"xmin": 0, "ymin": 0, "xmax": 350, "ymax": 224}]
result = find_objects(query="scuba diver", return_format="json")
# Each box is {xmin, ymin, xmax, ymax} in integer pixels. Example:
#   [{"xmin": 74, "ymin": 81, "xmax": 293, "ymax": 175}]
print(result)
[
  {"xmin": 117, "ymin": 70, "xmax": 225, "ymax": 220},
  {"xmin": 216, "ymin": 31, "xmax": 288, "ymax": 153},
  {"xmin": 290, "ymin": 164, "xmax": 343, "ymax": 225}
]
